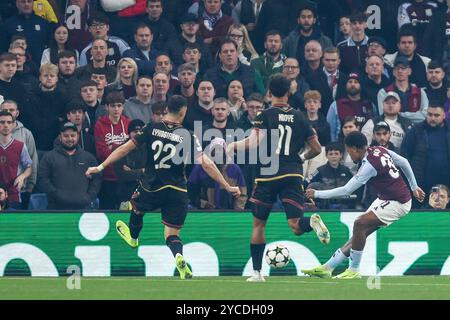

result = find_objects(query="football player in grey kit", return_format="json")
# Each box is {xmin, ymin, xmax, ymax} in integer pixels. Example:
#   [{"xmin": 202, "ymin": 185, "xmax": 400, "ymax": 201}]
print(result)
[{"xmin": 304, "ymin": 131, "xmax": 425, "ymax": 279}]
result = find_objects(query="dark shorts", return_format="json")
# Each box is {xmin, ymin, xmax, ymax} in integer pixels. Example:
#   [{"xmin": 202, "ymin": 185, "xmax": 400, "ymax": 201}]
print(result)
[
  {"xmin": 249, "ymin": 176, "xmax": 305, "ymax": 221},
  {"xmin": 131, "ymin": 186, "xmax": 188, "ymax": 229}
]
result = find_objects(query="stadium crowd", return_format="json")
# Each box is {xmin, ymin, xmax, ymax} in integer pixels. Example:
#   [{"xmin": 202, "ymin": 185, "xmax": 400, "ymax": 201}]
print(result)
[{"xmin": 0, "ymin": 0, "xmax": 449, "ymax": 211}]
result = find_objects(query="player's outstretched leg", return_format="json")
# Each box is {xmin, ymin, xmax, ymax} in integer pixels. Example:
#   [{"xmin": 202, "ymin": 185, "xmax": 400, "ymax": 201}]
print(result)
[
  {"xmin": 165, "ymin": 227, "xmax": 192, "ymax": 280},
  {"xmin": 302, "ymin": 240, "xmax": 351, "ymax": 278},
  {"xmin": 247, "ymin": 216, "xmax": 267, "ymax": 282}
]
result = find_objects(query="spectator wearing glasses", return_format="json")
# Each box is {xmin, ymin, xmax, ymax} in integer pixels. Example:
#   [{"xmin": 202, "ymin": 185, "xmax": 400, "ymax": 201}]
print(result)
[
  {"xmin": 9, "ymin": 45, "xmax": 39, "ymax": 96},
  {"xmin": 226, "ymin": 23, "xmax": 259, "ymax": 66},
  {"xmin": 282, "ymin": 57, "xmax": 310, "ymax": 111}
]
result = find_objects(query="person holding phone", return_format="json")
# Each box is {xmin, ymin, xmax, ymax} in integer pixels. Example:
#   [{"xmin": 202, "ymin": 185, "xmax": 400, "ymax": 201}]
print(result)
[{"xmin": 428, "ymin": 184, "xmax": 450, "ymax": 209}]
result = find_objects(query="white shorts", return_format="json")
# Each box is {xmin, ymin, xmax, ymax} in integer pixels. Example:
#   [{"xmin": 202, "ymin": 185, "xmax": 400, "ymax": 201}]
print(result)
[{"xmin": 367, "ymin": 198, "xmax": 412, "ymax": 226}]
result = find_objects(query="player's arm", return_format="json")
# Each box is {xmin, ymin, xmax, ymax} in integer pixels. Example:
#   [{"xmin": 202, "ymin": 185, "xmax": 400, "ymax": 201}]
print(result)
[
  {"xmin": 301, "ymin": 135, "xmax": 322, "ymax": 162},
  {"xmin": 387, "ymin": 150, "xmax": 425, "ymax": 202},
  {"xmin": 85, "ymin": 140, "xmax": 136, "ymax": 177},
  {"xmin": 227, "ymin": 128, "xmax": 265, "ymax": 156},
  {"xmin": 196, "ymin": 152, "xmax": 241, "ymax": 197},
  {"xmin": 306, "ymin": 160, "xmax": 377, "ymax": 199}
]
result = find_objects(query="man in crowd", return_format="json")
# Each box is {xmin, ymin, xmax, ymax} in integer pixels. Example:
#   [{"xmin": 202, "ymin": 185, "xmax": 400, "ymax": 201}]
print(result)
[
  {"xmin": 144, "ymin": 0, "xmax": 177, "ymax": 51},
  {"xmin": 65, "ymin": 99, "xmax": 96, "ymax": 156},
  {"xmin": 425, "ymin": 60, "xmax": 447, "ymax": 106},
  {"xmin": 124, "ymin": 76, "xmax": 153, "ymax": 123},
  {"xmin": 173, "ymin": 63, "xmax": 197, "ymax": 108},
  {"xmin": 75, "ymin": 38, "xmax": 116, "ymax": 83},
  {"xmin": 183, "ymin": 80, "xmax": 216, "ymax": 131}
]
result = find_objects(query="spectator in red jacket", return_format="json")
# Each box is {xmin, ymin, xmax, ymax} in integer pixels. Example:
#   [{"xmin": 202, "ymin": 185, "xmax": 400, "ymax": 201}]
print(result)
[{"xmin": 94, "ymin": 91, "xmax": 131, "ymax": 209}]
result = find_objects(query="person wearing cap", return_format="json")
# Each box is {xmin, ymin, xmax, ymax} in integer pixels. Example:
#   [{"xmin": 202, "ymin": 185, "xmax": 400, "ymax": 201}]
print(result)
[
  {"xmin": 401, "ymin": 103, "xmax": 450, "ymax": 207},
  {"xmin": 0, "ymin": 110, "xmax": 32, "ymax": 209},
  {"xmin": 425, "ymin": 60, "xmax": 448, "ymax": 106},
  {"xmin": 113, "ymin": 119, "xmax": 147, "ymax": 206},
  {"xmin": 377, "ymin": 55, "xmax": 429, "ymax": 124},
  {"xmin": 163, "ymin": 13, "xmax": 213, "ymax": 70},
  {"xmin": 79, "ymin": 12, "xmax": 130, "ymax": 68},
  {"xmin": 282, "ymin": 3, "xmax": 332, "ymax": 67},
  {"xmin": 337, "ymin": 11, "xmax": 369, "ymax": 74},
  {"xmin": 366, "ymin": 36, "xmax": 393, "ymax": 79},
  {"xmin": 65, "ymin": 99, "xmax": 96, "ymax": 156},
  {"xmin": 0, "ymin": 100, "xmax": 37, "ymax": 208},
  {"xmin": 361, "ymin": 55, "xmax": 392, "ymax": 106},
  {"xmin": 362, "ymin": 91, "xmax": 413, "ymax": 149},
  {"xmin": 144, "ymin": 0, "xmax": 177, "ymax": 51},
  {"xmin": 38, "ymin": 121, "xmax": 101, "ymax": 210},
  {"xmin": 384, "ymin": 27, "xmax": 431, "ymax": 88},
  {"xmin": 371, "ymin": 121, "xmax": 398, "ymax": 151},
  {"xmin": 327, "ymin": 72, "xmax": 376, "ymax": 141},
  {"xmin": 123, "ymin": 23, "xmax": 160, "ymax": 78}
]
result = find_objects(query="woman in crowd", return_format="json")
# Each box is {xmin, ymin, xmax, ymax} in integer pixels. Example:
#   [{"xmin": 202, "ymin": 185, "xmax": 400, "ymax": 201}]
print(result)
[
  {"xmin": 226, "ymin": 23, "xmax": 259, "ymax": 66},
  {"xmin": 41, "ymin": 24, "xmax": 79, "ymax": 65},
  {"xmin": 227, "ymin": 79, "xmax": 247, "ymax": 121},
  {"xmin": 104, "ymin": 58, "xmax": 139, "ymax": 100}
]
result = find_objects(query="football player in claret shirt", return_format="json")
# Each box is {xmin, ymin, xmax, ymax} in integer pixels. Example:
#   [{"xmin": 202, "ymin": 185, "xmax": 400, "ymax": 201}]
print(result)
[
  {"xmin": 227, "ymin": 74, "xmax": 329, "ymax": 282},
  {"xmin": 304, "ymin": 131, "xmax": 425, "ymax": 279},
  {"xmin": 86, "ymin": 95, "xmax": 240, "ymax": 280}
]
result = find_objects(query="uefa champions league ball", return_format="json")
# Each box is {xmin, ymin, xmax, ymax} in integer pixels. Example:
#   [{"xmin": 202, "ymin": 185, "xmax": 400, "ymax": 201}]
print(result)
[{"xmin": 265, "ymin": 244, "xmax": 290, "ymax": 268}]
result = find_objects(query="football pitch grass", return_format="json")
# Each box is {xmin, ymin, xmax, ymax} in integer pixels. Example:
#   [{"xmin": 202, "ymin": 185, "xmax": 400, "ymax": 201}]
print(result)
[{"xmin": 1, "ymin": 276, "xmax": 450, "ymax": 300}]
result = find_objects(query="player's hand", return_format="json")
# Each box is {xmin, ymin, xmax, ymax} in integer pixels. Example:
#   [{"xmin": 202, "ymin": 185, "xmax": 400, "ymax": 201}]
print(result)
[
  {"xmin": 85, "ymin": 166, "xmax": 101, "ymax": 177},
  {"xmin": 226, "ymin": 186, "xmax": 241, "ymax": 197},
  {"xmin": 413, "ymin": 187, "xmax": 425, "ymax": 203},
  {"xmin": 305, "ymin": 188, "xmax": 315, "ymax": 199},
  {"xmin": 226, "ymin": 142, "xmax": 236, "ymax": 158},
  {"xmin": 14, "ymin": 175, "xmax": 25, "ymax": 190}
]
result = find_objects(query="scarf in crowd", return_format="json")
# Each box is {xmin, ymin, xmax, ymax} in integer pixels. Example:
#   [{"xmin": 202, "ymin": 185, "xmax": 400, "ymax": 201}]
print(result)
[{"xmin": 202, "ymin": 10, "xmax": 223, "ymax": 31}]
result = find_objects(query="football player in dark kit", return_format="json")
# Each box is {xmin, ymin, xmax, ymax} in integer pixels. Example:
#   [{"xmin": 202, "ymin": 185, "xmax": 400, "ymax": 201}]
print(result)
[
  {"xmin": 227, "ymin": 74, "xmax": 329, "ymax": 282},
  {"xmin": 85, "ymin": 95, "xmax": 240, "ymax": 280},
  {"xmin": 304, "ymin": 131, "xmax": 425, "ymax": 279}
]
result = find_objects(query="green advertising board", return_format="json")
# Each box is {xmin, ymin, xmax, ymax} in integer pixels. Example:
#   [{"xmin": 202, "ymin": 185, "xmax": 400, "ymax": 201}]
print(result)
[{"xmin": 0, "ymin": 211, "xmax": 449, "ymax": 277}]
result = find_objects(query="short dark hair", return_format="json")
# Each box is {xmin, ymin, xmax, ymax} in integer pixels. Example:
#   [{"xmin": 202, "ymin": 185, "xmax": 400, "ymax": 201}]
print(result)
[
  {"xmin": 220, "ymin": 38, "xmax": 238, "ymax": 52},
  {"xmin": 323, "ymin": 46, "xmax": 340, "ymax": 57},
  {"xmin": 398, "ymin": 25, "xmax": 417, "ymax": 43},
  {"xmin": 325, "ymin": 142, "xmax": 344, "ymax": 154},
  {"xmin": 58, "ymin": 50, "xmax": 77, "ymax": 61},
  {"xmin": 268, "ymin": 74, "xmax": 291, "ymax": 98},
  {"xmin": 184, "ymin": 42, "xmax": 202, "ymax": 52},
  {"xmin": 168, "ymin": 95, "xmax": 187, "ymax": 113},
  {"xmin": 298, "ymin": 3, "xmax": 317, "ymax": 18},
  {"xmin": 247, "ymin": 92, "xmax": 265, "ymax": 104},
  {"xmin": 265, "ymin": 30, "xmax": 282, "ymax": 41},
  {"xmin": 88, "ymin": 12, "xmax": 110, "ymax": 26},
  {"xmin": 0, "ymin": 53, "xmax": 17, "ymax": 64},
  {"xmin": 105, "ymin": 91, "xmax": 125, "ymax": 105},
  {"xmin": 344, "ymin": 131, "xmax": 368, "ymax": 149},
  {"xmin": 427, "ymin": 104, "xmax": 445, "ymax": 111},
  {"xmin": 152, "ymin": 101, "xmax": 168, "ymax": 114},
  {"xmin": 137, "ymin": 75, "xmax": 153, "ymax": 84},
  {"xmin": 0, "ymin": 110, "xmax": 14, "ymax": 121},
  {"xmin": 134, "ymin": 23, "xmax": 152, "ymax": 34},
  {"xmin": 80, "ymin": 80, "xmax": 98, "ymax": 89},
  {"xmin": 427, "ymin": 60, "xmax": 444, "ymax": 71}
]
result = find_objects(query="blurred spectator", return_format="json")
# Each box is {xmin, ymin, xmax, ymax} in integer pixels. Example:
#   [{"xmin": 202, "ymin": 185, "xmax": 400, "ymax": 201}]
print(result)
[
  {"xmin": 0, "ymin": 183, "xmax": 10, "ymax": 211},
  {"xmin": 75, "ymin": 38, "xmax": 116, "ymax": 82},
  {"xmin": 377, "ymin": 56, "xmax": 428, "ymax": 124},
  {"xmin": 38, "ymin": 121, "xmax": 101, "ymax": 209},
  {"xmin": 338, "ymin": 116, "xmax": 360, "ymax": 174},
  {"xmin": 227, "ymin": 23, "xmax": 259, "ymax": 65},
  {"xmin": 79, "ymin": 12, "xmax": 129, "ymax": 68},
  {"xmin": 188, "ymin": 137, "xmax": 247, "ymax": 210},
  {"xmin": 361, "ymin": 55, "xmax": 391, "ymax": 106},
  {"xmin": 336, "ymin": 14, "xmax": 352, "ymax": 44},
  {"xmin": 0, "ymin": 110, "xmax": 32, "ymax": 209},
  {"xmin": 41, "ymin": 24, "xmax": 79, "ymax": 66},
  {"xmin": 173, "ymin": 63, "xmax": 197, "ymax": 108},
  {"xmin": 423, "ymin": 0, "xmax": 449, "ymax": 66},
  {"xmin": 124, "ymin": 76, "xmax": 153, "ymax": 123},
  {"xmin": 0, "ymin": 100, "xmax": 38, "ymax": 198},
  {"xmin": 0, "ymin": 53, "xmax": 32, "ymax": 128},
  {"xmin": 183, "ymin": 80, "xmax": 216, "ymax": 131},
  {"xmin": 164, "ymin": 13, "xmax": 213, "ymax": 70},
  {"xmin": 337, "ymin": 11, "xmax": 369, "ymax": 74},
  {"xmin": 327, "ymin": 72, "xmax": 376, "ymax": 141},
  {"xmin": 90, "ymin": 70, "xmax": 108, "ymax": 103},
  {"xmin": 232, "ymin": 0, "xmax": 264, "ymax": 46},
  {"xmin": 65, "ymin": 99, "xmax": 95, "ymax": 155},
  {"xmin": 306, "ymin": 47, "xmax": 348, "ymax": 116},
  {"xmin": 427, "ymin": 184, "xmax": 450, "ymax": 209},
  {"xmin": 301, "ymin": 40, "xmax": 323, "ymax": 79},
  {"xmin": 365, "ymin": 37, "xmax": 392, "ymax": 79},
  {"xmin": 370, "ymin": 121, "xmax": 399, "ymax": 152},
  {"xmin": 79, "ymin": 80, "xmax": 100, "ymax": 130},
  {"xmin": 401, "ymin": 104, "xmax": 450, "ymax": 207},
  {"xmin": 29, "ymin": 63, "xmax": 68, "ymax": 154},
  {"xmin": 1, "ymin": 0, "xmax": 54, "ymax": 64},
  {"xmin": 33, "ymin": 0, "xmax": 58, "ymax": 23},
  {"xmin": 150, "ymin": 101, "xmax": 168, "ymax": 123},
  {"xmin": 9, "ymin": 45, "xmax": 39, "ymax": 95},
  {"xmin": 155, "ymin": 54, "xmax": 179, "ymax": 93},
  {"xmin": 56, "ymin": 50, "xmax": 82, "ymax": 99},
  {"xmin": 384, "ymin": 27, "xmax": 430, "ymax": 88},
  {"xmin": 197, "ymin": 0, "xmax": 234, "ymax": 56},
  {"xmin": 283, "ymin": 57, "xmax": 310, "ymax": 111},
  {"xmin": 94, "ymin": 91, "xmax": 131, "ymax": 209},
  {"xmin": 227, "ymin": 80, "xmax": 246, "ymax": 120},
  {"xmin": 123, "ymin": 23, "xmax": 159, "ymax": 77},
  {"xmin": 62, "ymin": 0, "xmax": 98, "ymax": 52},
  {"xmin": 113, "ymin": 119, "xmax": 147, "ymax": 205},
  {"xmin": 251, "ymin": 30, "xmax": 286, "ymax": 88},
  {"xmin": 204, "ymin": 39, "xmax": 265, "ymax": 98},
  {"xmin": 282, "ymin": 3, "xmax": 332, "ymax": 67},
  {"xmin": 182, "ymin": 43, "xmax": 207, "ymax": 79},
  {"xmin": 104, "ymin": 57, "xmax": 138, "ymax": 100},
  {"xmin": 202, "ymin": 98, "xmax": 236, "ymax": 149},
  {"xmin": 362, "ymin": 91, "xmax": 413, "ymax": 149},
  {"xmin": 305, "ymin": 142, "xmax": 355, "ymax": 209},
  {"xmin": 151, "ymin": 72, "xmax": 170, "ymax": 104},
  {"xmin": 397, "ymin": 1, "xmax": 439, "ymax": 56},
  {"xmin": 144, "ymin": 0, "xmax": 177, "ymax": 51},
  {"xmin": 425, "ymin": 60, "xmax": 447, "ymax": 106}
]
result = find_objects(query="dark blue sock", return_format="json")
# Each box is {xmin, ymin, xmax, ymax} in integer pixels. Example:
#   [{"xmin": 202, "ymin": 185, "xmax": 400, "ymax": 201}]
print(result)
[
  {"xmin": 299, "ymin": 217, "xmax": 312, "ymax": 232},
  {"xmin": 129, "ymin": 212, "xmax": 143, "ymax": 239},
  {"xmin": 250, "ymin": 243, "xmax": 266, "ymax": 271},
  {"xmin": 166, "ymin": 235, "xmax": 183, "ymax": 257}
]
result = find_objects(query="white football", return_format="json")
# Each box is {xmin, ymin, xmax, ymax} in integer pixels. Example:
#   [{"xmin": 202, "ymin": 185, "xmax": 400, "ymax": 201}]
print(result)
[{"xmin": 265, "ymin": 244, "xmax": 290, "ymax": 268}]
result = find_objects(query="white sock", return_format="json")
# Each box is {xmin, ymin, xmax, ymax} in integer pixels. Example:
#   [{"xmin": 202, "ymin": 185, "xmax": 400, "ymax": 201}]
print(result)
[
  {"xmin": 324, "ymin": 248, "xmax": 348, "ymax": 271},
  {"xmin": 349, "ymin": 249, "xmax": 363, "ymax": 271}
]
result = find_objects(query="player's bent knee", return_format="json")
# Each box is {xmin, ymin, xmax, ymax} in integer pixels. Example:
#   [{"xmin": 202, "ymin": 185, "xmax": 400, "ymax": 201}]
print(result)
[{"xmin": 287, "ymin": 220, "xmax": 301, "ymax": 235}]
